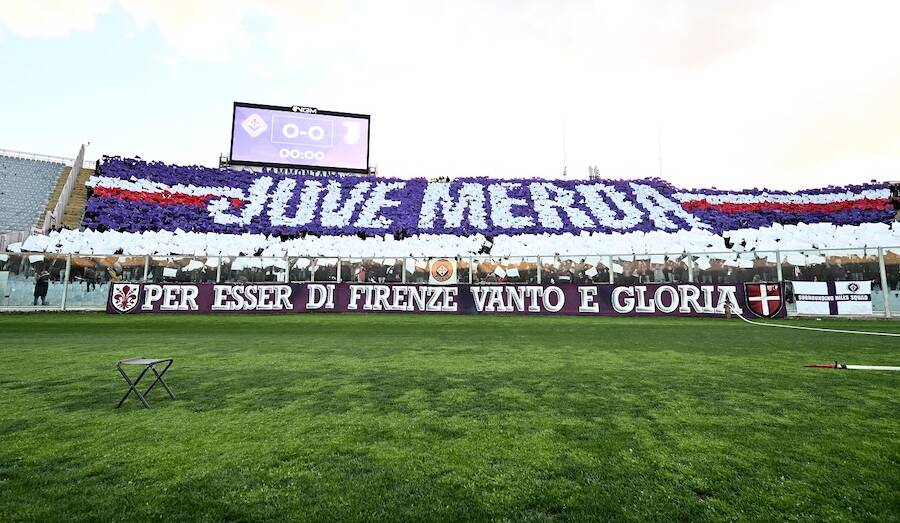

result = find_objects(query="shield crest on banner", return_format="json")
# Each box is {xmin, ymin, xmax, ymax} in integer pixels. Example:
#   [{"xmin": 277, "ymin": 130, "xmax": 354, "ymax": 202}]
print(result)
[
  {"xmin": 109, "ymin": 283, "xmax": 141, "ymax": 314},
  {"xmin": 743, "ymin": 282, "xmax": 784, "ymax": 318}
]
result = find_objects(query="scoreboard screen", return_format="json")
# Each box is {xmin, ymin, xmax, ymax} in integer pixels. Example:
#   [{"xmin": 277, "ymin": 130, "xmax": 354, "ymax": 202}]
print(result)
[{"xmin": 229, "ymin": 102, "xmax": 370, "ymax": 172}]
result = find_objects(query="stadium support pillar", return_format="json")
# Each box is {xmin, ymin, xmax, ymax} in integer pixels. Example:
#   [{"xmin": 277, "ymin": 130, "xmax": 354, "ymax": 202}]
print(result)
[
  {"xmin": 284, "ymin": 256, "xmax": 290, "ymax": 283},
  {"xmin": 608, "ymin": 255, "xmax": 614, "ymax": 284},
  {"xmin": 215, "ymin": 258, "xmax": 222, "ymax": 283},
  {"xmin": 536, "ymin": 256, "xmax": 542, "ymax": 284},
  {"xmin": 687, "ymin": 253, "xmax": 694, "ymax": 282},
  {"xmin": 776, "ymin": 251, "xmax": 783, "ymax": 282},
  {"xmin": 144, "ymin": 256, "xmax": 151, "ymax": 282},
  {"xmin": 336, "ymin": 257, "xmax": 342, "ymax": 283},
  {"xmin": 469, "ymin": 258, "xmax": 474, "ymax": 284},
  {"xmin": 60, "ymin": 254, "xmax": 72, "ymax": 311},
  {"xmin": 878, "ymin": 247, "xmax": 891, "ymax": 318},
  {"xmin": 402, "ymin": 258, "xmax": 407, "ymax": 283}
]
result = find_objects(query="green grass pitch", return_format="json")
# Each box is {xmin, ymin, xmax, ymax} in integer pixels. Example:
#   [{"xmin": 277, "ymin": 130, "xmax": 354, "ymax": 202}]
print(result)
[{"xmin": 0, "ymin": 313, "xmax": 898, "ymax": 521}]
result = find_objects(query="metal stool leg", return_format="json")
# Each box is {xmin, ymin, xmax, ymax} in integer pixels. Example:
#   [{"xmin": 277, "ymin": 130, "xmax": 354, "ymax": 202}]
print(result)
[
  {"xmin": 116, "ymin": 364, "xmax": 152, "ymax": 409},
  {"xmin": 144, "ymin": 361, "xmax": 176, "ymax": 400}
]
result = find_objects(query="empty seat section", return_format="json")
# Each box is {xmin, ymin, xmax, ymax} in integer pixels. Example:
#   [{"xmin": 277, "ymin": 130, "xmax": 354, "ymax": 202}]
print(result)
[{"xmin": 0, "ymin": 155, "xmax": 66, "ymax": 233}]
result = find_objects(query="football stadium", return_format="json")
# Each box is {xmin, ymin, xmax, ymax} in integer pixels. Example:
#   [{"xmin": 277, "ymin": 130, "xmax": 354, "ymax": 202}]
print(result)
[{"xmin": 1, "ymin": 3, "xmax": 899, "ymax": 521}]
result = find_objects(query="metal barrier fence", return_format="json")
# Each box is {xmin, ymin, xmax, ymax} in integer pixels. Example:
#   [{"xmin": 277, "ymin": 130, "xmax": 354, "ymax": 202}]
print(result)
[{"xmin": 1, "ymin": 247, "xmax": 898, "ymax": 316}]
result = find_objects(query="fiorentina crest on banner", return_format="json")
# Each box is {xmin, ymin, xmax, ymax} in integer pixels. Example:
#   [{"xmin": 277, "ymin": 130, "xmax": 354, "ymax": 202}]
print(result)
[
  {"xmin": 109, "ymin": 283, "xmax": 141, "ymax": 314},
  {"xmin": 743, "ymin": 282, "xmax": 784, "ymax": 318},
  {"xmin": 429, "ymin": 258, "xmax": 458, "ymax": 285}
]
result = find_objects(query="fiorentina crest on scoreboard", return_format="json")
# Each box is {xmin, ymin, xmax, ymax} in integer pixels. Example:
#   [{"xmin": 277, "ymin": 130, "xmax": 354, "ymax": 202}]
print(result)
[{"xmin": 743, "ymin": 282, "xmax": 784, "ymax": 318}]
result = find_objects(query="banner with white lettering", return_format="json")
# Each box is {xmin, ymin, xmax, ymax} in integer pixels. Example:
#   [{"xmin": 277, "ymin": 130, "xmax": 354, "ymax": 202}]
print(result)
[
  {"xmin": 107, "ymin": 282, "xmax": 783, "ymax": 317},
  {"xmin": 791, "ymin": 280, "xmax": 872, "ymax": 315}
]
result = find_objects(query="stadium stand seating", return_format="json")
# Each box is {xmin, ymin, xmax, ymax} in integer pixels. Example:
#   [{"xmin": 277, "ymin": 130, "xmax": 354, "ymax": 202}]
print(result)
[
  {"xmin": 2, "ymin": 155, "xmax": 899, "ymax": 314},
  {"xmin": 0, "ymin": 154, "xmax": 66, "ymax": 233},
  {"xmin": 5, "ymin": 156, "xmax": 899, "ymax": 257}
]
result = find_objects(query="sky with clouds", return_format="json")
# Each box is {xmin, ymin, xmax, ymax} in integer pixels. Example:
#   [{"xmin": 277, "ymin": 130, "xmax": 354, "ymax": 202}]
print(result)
[{"xmin": 1, "ymin": 0, "xmax": 899, "ymax": 189}]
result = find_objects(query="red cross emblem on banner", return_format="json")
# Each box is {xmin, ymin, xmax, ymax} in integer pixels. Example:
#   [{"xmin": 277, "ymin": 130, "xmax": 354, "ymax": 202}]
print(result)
[{"xmin": 743, "ymin": 282, "xmax": 784, "ymax": 318}]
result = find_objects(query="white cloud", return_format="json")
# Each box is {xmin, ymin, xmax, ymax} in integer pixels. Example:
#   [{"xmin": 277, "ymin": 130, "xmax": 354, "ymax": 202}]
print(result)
[
  {"xmin": 0, "ymin": 0, "xmax": 257, "ymax": 59},
  {"xmin": 2, "ymin": 0, "xmax": 900, "ymax": 189},
  {"xmin": 122, "ymin": 0, "xmax": 258, "ymax": 60},
  {"xmin": 0, "ymin": 0, "xmax": 112, "ymax": 38}
]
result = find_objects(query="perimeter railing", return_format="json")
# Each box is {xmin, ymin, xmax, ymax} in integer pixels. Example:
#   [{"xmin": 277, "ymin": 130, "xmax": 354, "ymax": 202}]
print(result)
[
  {"xmin": 1, "ymin": 246, "xmax": 898, "ymax": 316},
  {"xmin": 0, "ymin": 146, "xmax": 95, "ymax": 169},
  {"xmin": 0, "ymin": 147, "xmax": 75, "ymax": 165}
]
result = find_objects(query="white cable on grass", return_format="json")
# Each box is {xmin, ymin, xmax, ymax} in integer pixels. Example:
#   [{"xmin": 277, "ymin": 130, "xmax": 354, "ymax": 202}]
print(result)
[
  {"xmin": 734, "ymin": 312, "xmax": 900, "ymax": 337},
  {"xmin": 842, "ymin": 364, "xmax": 900, "ymax": 371},
  {"xmin": 805, "ymin": 362, "xmax": 900, "ymax": 371}
]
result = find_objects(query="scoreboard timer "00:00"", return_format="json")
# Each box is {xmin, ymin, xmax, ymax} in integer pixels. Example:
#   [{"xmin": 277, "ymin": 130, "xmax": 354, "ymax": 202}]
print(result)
[{"xmin": 279, "ymin": 149, "xmax": 326, "ymax": 161}]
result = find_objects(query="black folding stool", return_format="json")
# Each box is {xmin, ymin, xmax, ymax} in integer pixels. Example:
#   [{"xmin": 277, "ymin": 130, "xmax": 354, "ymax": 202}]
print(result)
[{"xmin": 116, "ymin": 357, "xmax": 176, "ymax": 409}]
